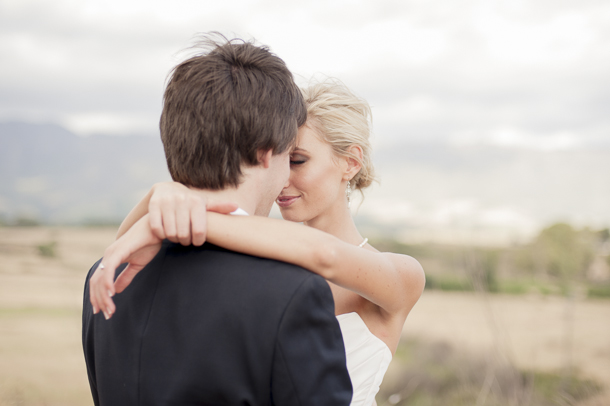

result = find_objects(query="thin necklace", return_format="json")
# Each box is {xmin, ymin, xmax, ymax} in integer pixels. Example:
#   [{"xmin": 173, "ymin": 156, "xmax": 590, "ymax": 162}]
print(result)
[{"xmin": 358, "ymin": 237, "xmax": 368, "ymax": 248}]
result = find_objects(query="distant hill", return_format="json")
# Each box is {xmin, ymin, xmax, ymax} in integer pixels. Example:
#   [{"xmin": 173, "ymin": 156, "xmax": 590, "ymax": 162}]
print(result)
[
  {"xmin": 1, "ymin": 121, "xmax": 609, "ymax": 242},
  {"xmin": 0, "ymin": 122, "xmax": 170, "ymax": 224}
]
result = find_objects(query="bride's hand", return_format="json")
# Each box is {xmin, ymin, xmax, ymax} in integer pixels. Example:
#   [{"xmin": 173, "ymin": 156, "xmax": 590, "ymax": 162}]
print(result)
[
  {"xmin": 90, "ymin": 214, "xmax": 163, "ymax": 319},
  {"xmin": 90, "ymin": 183, "xmax": 237, "ymax": 319},
  {"xmin": 148, "ymin": 182, "xmax": 237, "ymax": 246}
]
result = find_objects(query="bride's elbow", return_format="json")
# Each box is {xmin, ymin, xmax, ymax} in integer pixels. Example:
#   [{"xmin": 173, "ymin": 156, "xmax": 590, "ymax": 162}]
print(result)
[
  {"xmin": 397, "ymin": 257, "xmax": 426, "ymax": 310},
  {"xmin": 410, "ymin": 259, "xmax": 426, "ymax": 298}
]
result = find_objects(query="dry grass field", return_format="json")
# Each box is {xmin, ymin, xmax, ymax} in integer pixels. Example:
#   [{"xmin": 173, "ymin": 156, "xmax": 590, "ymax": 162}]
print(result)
[
  {"xmin": 397, "ymin": 292, "xmax": 610, "ymax": 405},
  {"xmin": 0, "ymin": 227, "xmax": 117, "ymax": 406},
  {"xmin": 0, "ymin": 227, "xmax": 608, "ymax": 405}
]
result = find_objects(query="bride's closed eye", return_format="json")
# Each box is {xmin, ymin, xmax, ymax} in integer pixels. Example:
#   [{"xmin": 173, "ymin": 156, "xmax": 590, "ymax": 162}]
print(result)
[{"xmin": 290, "ymin": 154, "xmax": 307, "ymax": 165}]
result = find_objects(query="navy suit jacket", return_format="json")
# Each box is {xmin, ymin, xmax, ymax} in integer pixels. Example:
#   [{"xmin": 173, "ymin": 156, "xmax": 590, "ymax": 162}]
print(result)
[{"xmin": 82, "ymin": 241, "xmax": 352, "ymax": 406}]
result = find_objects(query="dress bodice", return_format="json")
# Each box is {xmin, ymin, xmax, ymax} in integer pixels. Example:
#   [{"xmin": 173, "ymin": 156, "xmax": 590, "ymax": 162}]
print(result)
[{"xmin": 337, "ymin": 312, "xmax": 393, "ymax": 406}]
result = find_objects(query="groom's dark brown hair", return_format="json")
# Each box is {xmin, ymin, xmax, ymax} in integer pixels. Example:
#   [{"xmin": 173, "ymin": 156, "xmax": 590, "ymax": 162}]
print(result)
[{"xmin": 160, "ymin": 33, "xmax": 306, "ymax": 190}]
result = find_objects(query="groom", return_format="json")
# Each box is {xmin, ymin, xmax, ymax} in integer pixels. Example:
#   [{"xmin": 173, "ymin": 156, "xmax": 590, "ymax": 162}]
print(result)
[{"xmin": 82, "ymin": 37, "xmax": 352, "ymax": 405}]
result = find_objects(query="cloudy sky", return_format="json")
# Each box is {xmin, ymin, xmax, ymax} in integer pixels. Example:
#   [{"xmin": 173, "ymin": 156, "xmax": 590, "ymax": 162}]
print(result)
[
  {"xmin": 2, "ymin": 0, "xmax": 609, "ymax": 240},
  {"xmin": 3, "ymin": 0, "xmax": 609, "ymax": 145}
]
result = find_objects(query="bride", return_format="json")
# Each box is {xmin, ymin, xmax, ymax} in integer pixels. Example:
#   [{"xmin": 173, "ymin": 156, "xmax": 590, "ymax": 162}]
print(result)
[{"xmin": 90, "ymin": 80, "xmax": 425, "ymax": 406}]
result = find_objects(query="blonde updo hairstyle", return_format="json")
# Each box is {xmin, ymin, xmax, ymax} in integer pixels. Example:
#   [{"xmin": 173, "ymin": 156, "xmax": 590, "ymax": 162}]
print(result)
[{"xmin": 301, "ymin": 79, "xmax": 376, "ymax": 191}]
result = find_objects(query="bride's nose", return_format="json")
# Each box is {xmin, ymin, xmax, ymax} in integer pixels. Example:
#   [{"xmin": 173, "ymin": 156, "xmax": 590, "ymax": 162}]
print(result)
[{"xmin": 282, "ymin": 174, "xmax": 293, "ymax": 189}]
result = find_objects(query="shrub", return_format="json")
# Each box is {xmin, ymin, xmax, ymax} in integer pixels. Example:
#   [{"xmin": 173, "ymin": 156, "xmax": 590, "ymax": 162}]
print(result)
[{"xmin": 36, "ymin": 241, "xmax": 57, "ymax": 258}]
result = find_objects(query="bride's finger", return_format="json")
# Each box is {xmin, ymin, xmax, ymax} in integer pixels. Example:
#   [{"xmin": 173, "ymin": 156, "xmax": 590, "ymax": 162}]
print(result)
[
  {"xmin": 91, "ymin": 261, "xmax": 115, "ymax": 320},
  {"xmin": 89, "ymin": 267, "xmax": 101, "ymax": 314},
  {"xmin": 148, "ymin": 199, "xmax": 166, "ymax": 240},
  {"xmin": 160, "ymin": 201, "xmax": 178, "ymax": 243},
  {"xmin": 90, "ymin": 264, "xmax": 107, "ymax": 315},
  {"xmin": 114, "ymin": 263, "xmax": 139, "ymax": 293},
  {"xmin": 207, "ymin": 200, "xmax": 238, "ymax": 214},
  {"xmin": 95, "ymin": 240, "xmax": 136, "ymax": 319},
  {"xmin": 191, "ymin": 203, "xmax": 207, "ymax": 246},
  {"xmin": 175, "ymin": 204, "xmax": 192, "ymax": 246}
]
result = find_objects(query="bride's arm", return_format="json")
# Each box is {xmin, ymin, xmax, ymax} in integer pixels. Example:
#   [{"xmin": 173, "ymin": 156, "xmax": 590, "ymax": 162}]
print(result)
[
  {"xmin": 116, "ymin": 187, "xmax": 156, "ymax": 239},
  {"xmin": 95, "ymin": 186, "xmax": 423, "ymax": 318},
  {"xmin": 205, "ymin": 213, "xmax": 425, "ymax": 316},
  {"xmin": 93, "ymin": 210, "xmax": 424, "ymax": 319}
]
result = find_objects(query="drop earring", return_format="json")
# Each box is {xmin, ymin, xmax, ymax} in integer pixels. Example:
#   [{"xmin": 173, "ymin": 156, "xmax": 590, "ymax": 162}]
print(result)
[{"xmin": 346, "ymin": 180, "xmax": 352, "ymax": 208}]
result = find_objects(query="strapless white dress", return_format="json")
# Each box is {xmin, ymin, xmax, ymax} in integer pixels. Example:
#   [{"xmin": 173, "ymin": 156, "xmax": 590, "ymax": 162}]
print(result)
[{"xmin": 336, "ymin": 312, "xmax": 393, "ymax": 406}]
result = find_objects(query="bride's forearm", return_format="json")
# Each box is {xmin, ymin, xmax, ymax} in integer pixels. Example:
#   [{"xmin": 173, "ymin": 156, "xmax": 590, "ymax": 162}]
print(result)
[
  {"xmin": 205, "ymin": 213, "xmax": 423, "ymax": 316},
  {"xmin": 116, "ymin": 186, "xmax": 155, "ymax": 239},
  {"xmin": 205, "ymin": 213, "xmax": 337, "ymax": 279}
]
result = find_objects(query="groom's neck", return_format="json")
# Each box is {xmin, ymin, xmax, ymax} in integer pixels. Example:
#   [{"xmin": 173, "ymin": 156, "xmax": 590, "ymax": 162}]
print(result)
[
  {"xmin": 187, "ymin": 186, "xmax": 255, "ymax": 216},
  {"xmin": 189, "ymin": 173, "xmax": 270, "ymax": 217},
  {"xmin": 188, "ymin": 162, "xmax": 275, "ymax": 217}
]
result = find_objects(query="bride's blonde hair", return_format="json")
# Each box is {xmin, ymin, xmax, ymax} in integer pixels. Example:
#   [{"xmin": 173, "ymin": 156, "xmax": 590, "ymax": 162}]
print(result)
[{"xmin": 301, "ymin": 79, "xmax": 376, "ymax": 191}]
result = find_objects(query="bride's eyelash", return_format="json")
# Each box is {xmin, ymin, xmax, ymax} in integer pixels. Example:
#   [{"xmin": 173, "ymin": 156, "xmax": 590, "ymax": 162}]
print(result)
[{"xmin": 289, "ymin": 154, "xmax": 307, "ymax": 165}]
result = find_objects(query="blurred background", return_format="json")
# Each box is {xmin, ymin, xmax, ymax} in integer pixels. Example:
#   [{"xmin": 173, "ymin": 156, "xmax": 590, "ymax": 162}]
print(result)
[{"xmin": 0, "ymin": 0, "xmax": 609, "ymax": 405}]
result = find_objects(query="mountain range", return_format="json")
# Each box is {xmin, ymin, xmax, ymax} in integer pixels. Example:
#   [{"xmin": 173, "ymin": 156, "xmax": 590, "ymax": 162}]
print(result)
[
  {"xmin": 0, "ymin": 122, "xmax": 170, "ymax": 224},
  {"xmin": 1, "ymin": 121, "xmax": 608, "ymax": 244}
]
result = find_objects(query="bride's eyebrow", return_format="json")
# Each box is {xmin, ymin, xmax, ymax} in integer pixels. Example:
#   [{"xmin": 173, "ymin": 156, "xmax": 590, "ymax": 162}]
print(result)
[{"xmin": 292, "ymin": 147, "xmax": 308, "ymax": 153}]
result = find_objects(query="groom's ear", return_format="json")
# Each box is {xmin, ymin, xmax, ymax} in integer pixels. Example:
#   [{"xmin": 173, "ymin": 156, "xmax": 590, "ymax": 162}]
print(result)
[{"xmin": 256, "ymin": 149, "xmax": 274, "ymax": 169}]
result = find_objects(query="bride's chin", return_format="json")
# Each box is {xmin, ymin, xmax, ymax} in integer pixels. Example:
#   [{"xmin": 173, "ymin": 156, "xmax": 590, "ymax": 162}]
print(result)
[
  {"xmin": 279, "ymin": 208, "xmax": 308, "ymax": 223},
  {"xmin": 280, "ymin": 212, "xmax": 302, "ymax": 222}
]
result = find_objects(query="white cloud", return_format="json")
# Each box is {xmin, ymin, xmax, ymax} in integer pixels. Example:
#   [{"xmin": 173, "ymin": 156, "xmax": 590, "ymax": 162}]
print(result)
[
  {"xmin": 1, "ymin": 0, "xmax": 609, "ymax": 143},
  {"xmin": 15, "ymin": 176, "xmax": 50, "ymax": 194},
  {"xmin": 359, "ymin": 198, "xmax": 418, "ymax": 224},
  {"xmin": 62, "ymin": 111, "xmax": 159, "ymax": 136},
  {"xmin": 473, "ymin": 3, "xmax": 596, "ymax": 67},
  {"xmin": 489, "ymin": 128, "xmax": 581, "ymax": 151},
  {"xmin": 358, "ymin": 195, "xmax": 541, "ymax": 245}
]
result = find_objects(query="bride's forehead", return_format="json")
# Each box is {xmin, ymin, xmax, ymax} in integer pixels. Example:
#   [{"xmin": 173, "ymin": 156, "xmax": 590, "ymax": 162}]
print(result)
[{"xmin": 295, "ymin": 125, "xmax": 326, "ymax": 149}]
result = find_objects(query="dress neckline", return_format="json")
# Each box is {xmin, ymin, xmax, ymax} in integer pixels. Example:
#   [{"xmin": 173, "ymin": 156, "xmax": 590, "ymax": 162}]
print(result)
[{"xmin": 336, "ymin": 312, "xmax": 393, "ymax": 355}]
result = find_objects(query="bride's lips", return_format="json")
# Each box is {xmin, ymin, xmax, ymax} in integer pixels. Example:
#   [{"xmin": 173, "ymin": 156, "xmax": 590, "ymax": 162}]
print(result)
[{"xmin": 276, "ymin": 195, "xmax": 300, "ymax": 208}]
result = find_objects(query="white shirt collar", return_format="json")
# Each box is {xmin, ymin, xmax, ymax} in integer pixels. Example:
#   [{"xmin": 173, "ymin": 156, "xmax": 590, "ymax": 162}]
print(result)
[{"xmin": 230, "ymin": 208, "xmax": 249, "ymax": 216}]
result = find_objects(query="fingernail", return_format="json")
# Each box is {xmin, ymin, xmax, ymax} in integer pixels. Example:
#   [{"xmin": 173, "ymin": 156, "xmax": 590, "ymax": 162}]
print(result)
[
  {"xmin": 92, "ymin": 305, "xmax": 98, "ymax": 314},
  {"xmin": 103, "ymin": 311, "xmax": 110, "ymax": 320},
  {"xmin": 108, "ymin": 290, "xmax": 114, "ymax": 298}
]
